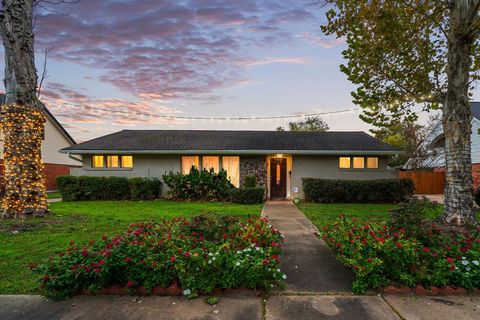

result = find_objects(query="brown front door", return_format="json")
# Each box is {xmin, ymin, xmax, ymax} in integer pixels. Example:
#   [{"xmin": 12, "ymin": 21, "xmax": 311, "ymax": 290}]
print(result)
[{"xmin": 270, "ymin": 158, "xmax": 287, "ymax": 199}]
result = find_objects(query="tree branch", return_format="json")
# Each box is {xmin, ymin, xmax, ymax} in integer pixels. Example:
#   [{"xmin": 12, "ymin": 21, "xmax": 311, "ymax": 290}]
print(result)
[{"xmin": 37, "ymin": 45, "xmax": 53, "ymax": 97}]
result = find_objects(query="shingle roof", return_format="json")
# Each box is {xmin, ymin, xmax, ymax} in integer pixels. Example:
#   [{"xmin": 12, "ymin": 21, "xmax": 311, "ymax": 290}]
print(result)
[{"xmin": 61, "ymin": 130, "xmax": 401, "ymax": 155}]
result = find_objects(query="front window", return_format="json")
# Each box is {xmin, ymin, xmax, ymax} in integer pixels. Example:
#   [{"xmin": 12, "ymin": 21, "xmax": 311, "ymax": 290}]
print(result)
[
  {"xmin": 107, "ymin": 155, "xmax": 119, "ymax": 168},
  {"xmin": 202, "ymin": 156, "xmax": 220, "ymax": 173},
  {"xmin": 182, "ymin": 156, "xmax": 199, "ymax": 174},
  {"xmin": 222, "ymin": 156, "xmax": 240, "ymax": 187},
  {"xmin": 339, "ymin": 157, "xmax": 351, "ymax": 169},
  {"xmin": 367, "ymin": 157, "xmax": 378, "ymax": 169},
  {"xmin": 92, "ymin": 155, "xmax": 104, "ymax": 168},
  {"xmin": 353, "ymin": 157, "xmax": 365, "ymax": 169},
  {"xmin": 121, "ymin": 156, "xmax": 133, "ymax": 168}
]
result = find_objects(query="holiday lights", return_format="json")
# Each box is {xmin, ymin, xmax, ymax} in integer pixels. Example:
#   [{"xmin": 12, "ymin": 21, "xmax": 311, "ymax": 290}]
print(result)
[{"xmin": 0, "ymin": 104, "xmax": 49, "ymax": 218}]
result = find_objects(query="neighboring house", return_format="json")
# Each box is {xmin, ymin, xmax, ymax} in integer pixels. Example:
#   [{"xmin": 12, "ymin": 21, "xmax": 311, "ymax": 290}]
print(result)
[
  {"xmin": 60, "ymin": 130, "xmax": 400, "ymax": 199},
  {"xmin": 0, "ymin": 94, "xmax": 80, "ymax": 190},
  {"xmin": 404, "ymin": 102, "xmax": 480, "ymax": 189}
]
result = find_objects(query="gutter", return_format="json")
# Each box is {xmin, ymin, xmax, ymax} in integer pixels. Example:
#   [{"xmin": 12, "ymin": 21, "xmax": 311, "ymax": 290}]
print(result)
[
  {"xmin": 67, "ymin": 153, "xmax": 83, "ymax": 163},
  {"xmin": 59, "ymin": 149, "xmax": 404, "ymax": 156}
]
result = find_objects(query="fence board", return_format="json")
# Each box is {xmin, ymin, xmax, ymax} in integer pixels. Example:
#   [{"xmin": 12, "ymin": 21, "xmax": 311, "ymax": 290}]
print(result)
[{"xmin": 399, "ymin": 171, "xmax": 445, "ymax": 194}]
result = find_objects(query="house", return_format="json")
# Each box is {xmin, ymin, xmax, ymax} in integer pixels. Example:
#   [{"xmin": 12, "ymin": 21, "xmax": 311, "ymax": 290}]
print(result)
[
  {"xmin": 60, "ymin": 130, "xmax": 400, "ymax": 199},
  {"xmin": 403, "ymin": 102, "xmax": 480, "ymax": 190},
  {"xmin": 0, "ymin": 95, "xmax": 80, "ymax": 190}
]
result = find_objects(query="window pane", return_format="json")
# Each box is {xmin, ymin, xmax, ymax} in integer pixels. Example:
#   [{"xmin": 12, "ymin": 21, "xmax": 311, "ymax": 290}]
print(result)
[
  {"xmin": 92, "ymin": 155, "xmax": 104, "ymax": 168},
  {"xmin": 202, "ymin": 156, "xmax": 220, "ymax": 173},
  {"xmin": 121, "ymin": 156, "xmax": 133, "ymax": 168},
  {"xmin": 182, "ymin": 156, "xmax": 199, "ymax": 174},
  {"xmin": 367, "ymin": 157, "xmax": 378, "ymax": 169},
  {"xmin": 339, "ymin": 157, "xmax": 351, "ymax": 169},
  {"xmin": 222, "ymin": 156, "xmax": 240, "ymax": 187},
  {"xmin": 107, "ymin": 155, "xmax": 119, "ymax": 168},
  {"xmin": 353, "ymin": 157, "xmax": 365, "ymax": 169}
]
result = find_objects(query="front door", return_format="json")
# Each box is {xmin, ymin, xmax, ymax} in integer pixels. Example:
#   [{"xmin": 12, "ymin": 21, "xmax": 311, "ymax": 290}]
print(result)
[{"xmin": 270, "ymin": 158, "xmax": 287, "ymax": 199}]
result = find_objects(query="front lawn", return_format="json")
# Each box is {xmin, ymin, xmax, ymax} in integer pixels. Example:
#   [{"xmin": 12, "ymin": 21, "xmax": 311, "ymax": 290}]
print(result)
[{"xmin": 0, "ymin": 200, "xmax": 262, "ymax": 294}]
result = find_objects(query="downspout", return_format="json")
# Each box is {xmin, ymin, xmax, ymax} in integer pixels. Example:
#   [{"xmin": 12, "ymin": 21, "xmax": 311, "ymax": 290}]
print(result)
[{"xmin": 67, "ymin": 153, "xmax": 82, "ymax": 163}]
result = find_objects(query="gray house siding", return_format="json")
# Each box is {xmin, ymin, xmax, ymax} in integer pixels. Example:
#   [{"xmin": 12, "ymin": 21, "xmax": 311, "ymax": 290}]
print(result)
[{"xmin": 291, "ymin": 155, "xmax": 398, "ymax": 198}]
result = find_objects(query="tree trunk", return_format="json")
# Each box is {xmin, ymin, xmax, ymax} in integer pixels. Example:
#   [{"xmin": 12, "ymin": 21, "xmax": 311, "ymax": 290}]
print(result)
[
  {"xmin": 441, "ymin": 1, "xmax": 476, "ymax": 225},
  {"xmin": 0, "ymin": 0, "xmax": 49, "ymax": 218}
]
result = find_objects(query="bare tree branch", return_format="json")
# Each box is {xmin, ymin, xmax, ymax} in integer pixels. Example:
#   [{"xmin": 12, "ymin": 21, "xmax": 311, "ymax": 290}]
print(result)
[{"xmin": 37, "ymin": 45, "xmax": 53, "ymax": 97}]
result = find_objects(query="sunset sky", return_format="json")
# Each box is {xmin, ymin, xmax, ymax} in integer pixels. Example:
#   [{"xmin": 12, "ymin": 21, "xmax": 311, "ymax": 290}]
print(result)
[{"xmin": 1, "ymin": 0, "xmax": 475, "ymax": 142}]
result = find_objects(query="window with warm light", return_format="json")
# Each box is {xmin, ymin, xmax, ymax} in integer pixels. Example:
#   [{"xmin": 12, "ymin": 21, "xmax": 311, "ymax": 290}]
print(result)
[
  {"xmin": 121, "ymin": 156, "xmax": 133, "ymax": 168},
  {"xmin": 222, "ymin": 156, "xmax": 240, "ymax": 187},
  {"xmin": 107, "ymin": 155, "xmax": 119, "ymax": 168},
  {"xmin": 92, "ymin": 155, "xmax": 104, "ymax": 168},
  {"xmin": 182, "ymin": 156, "xmax": 199, "ymax": 174},
  {"xmin": 353, "ymin": 157, "xmax": 365, "ymax": 169},
  {"xmin": 202, "ymin": 156, "xmax": 220, "ymax": 173},
  {"xmin": 367, "ymin": 157, "xmax": 379, "ymax": 169},
  {"xmin": 339, "ymin": 157, "xmax": 351, "ymax": 169}
]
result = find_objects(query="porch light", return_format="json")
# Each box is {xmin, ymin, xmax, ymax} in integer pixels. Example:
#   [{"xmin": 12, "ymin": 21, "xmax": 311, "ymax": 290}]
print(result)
[{"xmin": 275, "ymin": 154, "xmax": 283, "ymax": 158}]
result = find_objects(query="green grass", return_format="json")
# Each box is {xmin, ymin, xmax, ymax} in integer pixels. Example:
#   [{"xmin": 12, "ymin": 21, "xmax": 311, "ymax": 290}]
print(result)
[
  {"xmin": 46, "ymin": 192, "xmax": 62, "ymax": 199},
  {"xmin": 295, "ymin": 202, "xmax": 444, "ymax": 228},
  {"xmin": 0, "ymin": 200, "xmax": 262, "ymax": 294}
]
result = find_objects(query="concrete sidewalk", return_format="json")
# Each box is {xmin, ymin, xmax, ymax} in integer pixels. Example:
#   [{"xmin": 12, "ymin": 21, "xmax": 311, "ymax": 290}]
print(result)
[{"xmin": 262, "ymin": 200, "xmax": 353, "ymax": 292}]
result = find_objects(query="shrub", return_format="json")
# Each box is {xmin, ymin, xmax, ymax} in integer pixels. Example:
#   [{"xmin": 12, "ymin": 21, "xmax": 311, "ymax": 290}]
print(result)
[
  {"xmin": 321, "ymin": 216, "xmax": 480, "ymax": 293},
  {"xmin": 162, "ymin": 168, "xmax": 233, "ymax": 201},
  {"xmin": 243, "ymin": 176, "xmax": 257, "ymax": 188},
  {"xmin": 230, "ymin": 187, "xmax": 265, "ymax": 204},
  {"xmin": 475, "ymin": 187, "xmax": 480, "ymax": 207},
  {"xmin": 302, "ymin": 178, "xmax": 414, "ymax": 203},
  {"xmin": 388, "ymin": 197, "xmax": 438, "ymax": 238},
  {"xmin": 33, "ymin": 215, "xmax": 285, "ymax": 300},
  {"xmin": 129, "ymin": 177, "xmax": 163, "ymax": 200},
  {"xmin": 56, "ymin": 176, "xmax": 162, "ymax": 201}
]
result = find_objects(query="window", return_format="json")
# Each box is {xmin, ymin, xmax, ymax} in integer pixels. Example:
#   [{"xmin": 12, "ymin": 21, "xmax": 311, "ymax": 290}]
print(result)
[
  {"xmin": 339, "ymin": 157, "xmax": 351, "ymax": 169},
  {"xmin": 202, "ymin": 156, "xmax": 220, "ymax": 173},
  {"xmin": 121, "ymin": 156, "xmax": 133, "ymax": 168},
  {"xmin": 222, "ymin": 156, "xmax": 240, "ymax": 187},
  {"xmin": 107, "ymin": 155, "xmax": 119, "ymax": 168},
  {"xmin": 92, "ymin": 155, "xmax": 104, "ymax": 168},
  {"xmin": 182, "ymin": 156, "xmax": 199, "ymax": 174},
  {"xmin": 353, "ymin": 157, "xmax": 365, "ymax": 169},
  {"xmin": 367, "ymin": 157, "xmax": 379, "ymax": 169}
]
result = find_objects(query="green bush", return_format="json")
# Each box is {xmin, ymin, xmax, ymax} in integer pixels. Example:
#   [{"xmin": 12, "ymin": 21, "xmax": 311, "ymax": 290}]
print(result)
[
  {"xmin": 243, "ymin": 175, "xmax": 257, "ymax": 188},
  {"xmin": 33, "ymin": 216, "xmax": 285, "ymax": 300},
  {"xmin": 388, "ymin": 197, "xmax": 438, "ymax": 238},
  {"xmin": 129, "ymin": 177, "xmax": 162, "ymax": 200},
  {"xmin": 162, "ymin": 167, "xmax": 233, "ymax": 201},
  {"xmin": 56, "ymin": 176, "xmax": 162, "ymax": 201},
  {"xmin": 230, "ymin": 187, "xmax": 265, "ymax": 204},
  {"xmin": 302, "ymin": 178, "xmax": 414, "ymax": 203}
]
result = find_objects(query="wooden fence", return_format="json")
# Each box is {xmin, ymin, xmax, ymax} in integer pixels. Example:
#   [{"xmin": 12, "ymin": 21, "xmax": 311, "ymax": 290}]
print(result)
[{"xmin": 399, "ymin": 171, "xmax": 445, "ymax": 194}]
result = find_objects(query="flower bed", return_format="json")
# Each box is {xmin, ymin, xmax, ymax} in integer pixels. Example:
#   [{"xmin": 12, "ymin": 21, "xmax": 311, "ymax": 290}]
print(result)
[
  {"xmin": 321, "ymin": 215, "xmax": 480, "ymax": 294},
  {"xmin": 34, "ymin": 215, "xmax": 285, "ymax": 300}
]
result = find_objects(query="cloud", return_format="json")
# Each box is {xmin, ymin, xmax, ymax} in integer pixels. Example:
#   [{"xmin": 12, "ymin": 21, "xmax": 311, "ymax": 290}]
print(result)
[
  {"xmin": 238, "ymin": 56, "xmax": 315, "ymax": 67},
  {"xmin": 297, "ymin": 32, "xmax": 346, "ymax": 48}
]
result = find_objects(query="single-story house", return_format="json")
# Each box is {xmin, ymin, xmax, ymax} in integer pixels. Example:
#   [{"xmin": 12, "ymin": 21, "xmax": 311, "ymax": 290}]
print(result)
[
  {"xmin": 404, "ymin": 102, "xmax": 480, "ymax": 190},
  {"xmin": 0, "ymin": 94, "xmax": 80, "ymax": 190},
  {"xmin": 60, "ymin": 130, "xmax": 401, "ymax": 199}
]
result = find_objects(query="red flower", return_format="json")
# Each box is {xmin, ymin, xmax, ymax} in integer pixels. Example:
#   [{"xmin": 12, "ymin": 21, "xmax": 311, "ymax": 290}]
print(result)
[
  {"xmin": 170, "ymin": 256, "xmax": 176, "ymax": 262},
  {"xmin": 101, "ymin": 234, "xmax": 107, "ymax": 241},
  {"xmin": 94, "ymin": 268, "xmax": 101, "ymax": 273},
  {"xmin": 127, "ymin": 280, "xmax": 134, "ymax": 287},
  {"xmin": 81, "ymin": 249, "xmax": 88, "ymax": 257},
  {"xmin": 367, "ymin": 258, "xmax": 373, "ymax": 263},
  {"xmin": 423, "ymin": 247, "xmax": 430, "ymax": 253},
  {"xmin": 446, "ymin": 257, "xmax": 454, "ymax": 264},
  {"xmin": 223, "ymin": 234, "xmax": 228, "ymax": 239},
  {"xmin": 449, "ymin": 265, "xmax": 456, "ymax": 271},
  {"xmin": 261, "ymin": 259, "xmax": 270, "ymax": 265},
  {"xmin": 99, "ymin": 260, "xmax": 106, "ymax": 266},
  {"xmin": 377, "ymin": 237, "xmax": 385, "ymax": 244},
  {"xmin": 68, "ymin": 240, "xmax": 74, "ymax": 245},
  {"xmin": 353, "ymin": 265, "xmax": 359, "ymax": 270},
  {"xmin": 184, "ymin": 252, "xmax": 191, "ymax": 258},
  {"xmin": 124, "ymin": 257, "xmax": 132, "ymax": 263},
  {"xmin": 396, "ymin": 242, "xmax": 403, "ymax": 249}
]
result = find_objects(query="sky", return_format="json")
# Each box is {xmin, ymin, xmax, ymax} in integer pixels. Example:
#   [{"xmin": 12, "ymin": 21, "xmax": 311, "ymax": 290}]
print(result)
[{"xmin": 0, "ymin": 0, "xmax": 459, "ymax": 142}]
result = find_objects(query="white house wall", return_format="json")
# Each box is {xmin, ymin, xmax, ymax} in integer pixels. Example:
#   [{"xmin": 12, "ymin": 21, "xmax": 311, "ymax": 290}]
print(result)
[{"xmin": 472, "ymin": 118, "xmax": 480, "ymax": 164}]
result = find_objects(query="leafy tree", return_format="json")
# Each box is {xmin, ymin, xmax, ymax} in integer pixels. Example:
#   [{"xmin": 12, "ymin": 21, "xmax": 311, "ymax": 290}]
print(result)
[
  {"xmin": 277, "ymin": 116, "xmax": 329, "ymax": 132},
  {"xmin": 322, "ymin": 0, "xmax": 480, "ymax": 225}
]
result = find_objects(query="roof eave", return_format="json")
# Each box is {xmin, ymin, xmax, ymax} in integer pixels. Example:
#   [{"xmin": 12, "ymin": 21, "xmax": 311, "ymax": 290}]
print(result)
[{"xmin": 60, "ymin": 149, "xmax": 403, "ymax": 156}]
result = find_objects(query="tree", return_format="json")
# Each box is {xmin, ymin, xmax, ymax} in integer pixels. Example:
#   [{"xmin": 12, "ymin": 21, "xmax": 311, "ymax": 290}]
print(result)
[
  {"xmin": 322, "ymin": 0, "xmax": 480, "ymax": 225},
  {"xmin": 0, "ymin": 0, "xmax": 48, "ymax": 218},
  {"xmin": 277, "ymin": 116, "xmax": 329, "ymax": 132}
]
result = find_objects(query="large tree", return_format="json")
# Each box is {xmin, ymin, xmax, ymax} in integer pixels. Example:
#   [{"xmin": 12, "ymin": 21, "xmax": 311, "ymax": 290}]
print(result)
[
  {"xmin": 0, "ymin": 0, "xmax": 48, "ymax": 218},
  {"xmin": 322, "ymin": 0, "xmax": 480, "ymax": 225},
  {"xmin": 277, "ymin": 116, "xmax": 330, "ymax": 132}
]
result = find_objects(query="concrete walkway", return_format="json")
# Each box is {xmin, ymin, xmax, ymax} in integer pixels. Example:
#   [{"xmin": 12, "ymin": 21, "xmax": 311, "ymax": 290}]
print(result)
[{"xmin": 262, "ymin": 200, "xmax": 353, "ymax": 293}]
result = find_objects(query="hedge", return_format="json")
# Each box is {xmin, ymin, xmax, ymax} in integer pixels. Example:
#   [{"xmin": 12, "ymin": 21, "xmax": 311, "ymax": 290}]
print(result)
[
  {"xmin": 229, "ymin": 187, "xmax": 265, "ymax": 204},
  {"xmin": 56, "ymin": 176, "xmax": 162, "ymax": 201},
  {"xmin": 302, "ymin": 178, "xmax": 414, "ymax": 203}
]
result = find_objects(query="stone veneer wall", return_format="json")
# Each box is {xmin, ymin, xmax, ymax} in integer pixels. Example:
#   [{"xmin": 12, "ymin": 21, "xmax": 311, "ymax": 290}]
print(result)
[{"xmin": 239, "ymin": 156, "xmax": 267, "ymax": 189}]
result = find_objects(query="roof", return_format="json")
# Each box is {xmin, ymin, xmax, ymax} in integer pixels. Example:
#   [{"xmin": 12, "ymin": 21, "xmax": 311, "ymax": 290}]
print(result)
[
  {"xmin": 61, "ymin": 130, "xmax": 401, "ymax": 155},
  {"xmin": 0, "ymin": 94, "xmax": 76, "ymax": 145}
]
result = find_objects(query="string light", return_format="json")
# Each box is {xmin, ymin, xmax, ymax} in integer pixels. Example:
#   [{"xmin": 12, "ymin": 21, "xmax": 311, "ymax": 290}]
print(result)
[{"xmin": 0, "ymin": 104, "xmax": 49, "ymax": 218}]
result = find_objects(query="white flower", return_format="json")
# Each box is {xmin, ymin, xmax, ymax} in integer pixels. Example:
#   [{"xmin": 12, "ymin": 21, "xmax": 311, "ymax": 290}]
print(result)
[
  {"xmin": 462, "ymin": 256, "xmax": 467, "ymax": 260},
  {"xmin": 183, "ymin": 289, "xmax": 191, "ymax": 296},
  {"xmin": 208, "ymin": 253, "xmax": 213, "ymax": 256},
  {"xmin": 255, "ymin": 247, "xmax": 260, "ymax": 251},
  {"xmin": 237, "ymin": 251, "xmax": 242, "ymax": 254},
  {"xmin": 277, "ymin": 269, "xmax": 281, "ymax": 273},
  {"xmin": 461, "ymin": 260, "xmax": 469, "ymax": 265},
  {"xmin": 208, "ymin": 260, "xmax": 212, "ymax": 264},
  {"xmin": 282, "ymin": 274, "xmax": 287, "ymax": 280},
  {"xmin": 235, "ymin": 261, "xmax": 241, "ymax": 266},
  {"xmin": 466, "ymin": 267, "xmax": 471, "ymax": 272},
  {"xmin": 212, "ymin": 257, "xmax": 216, "ymax": 261},
  {"xmin": 472, "ymin": 260, "xmax": 479, "ymax": 266}
]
